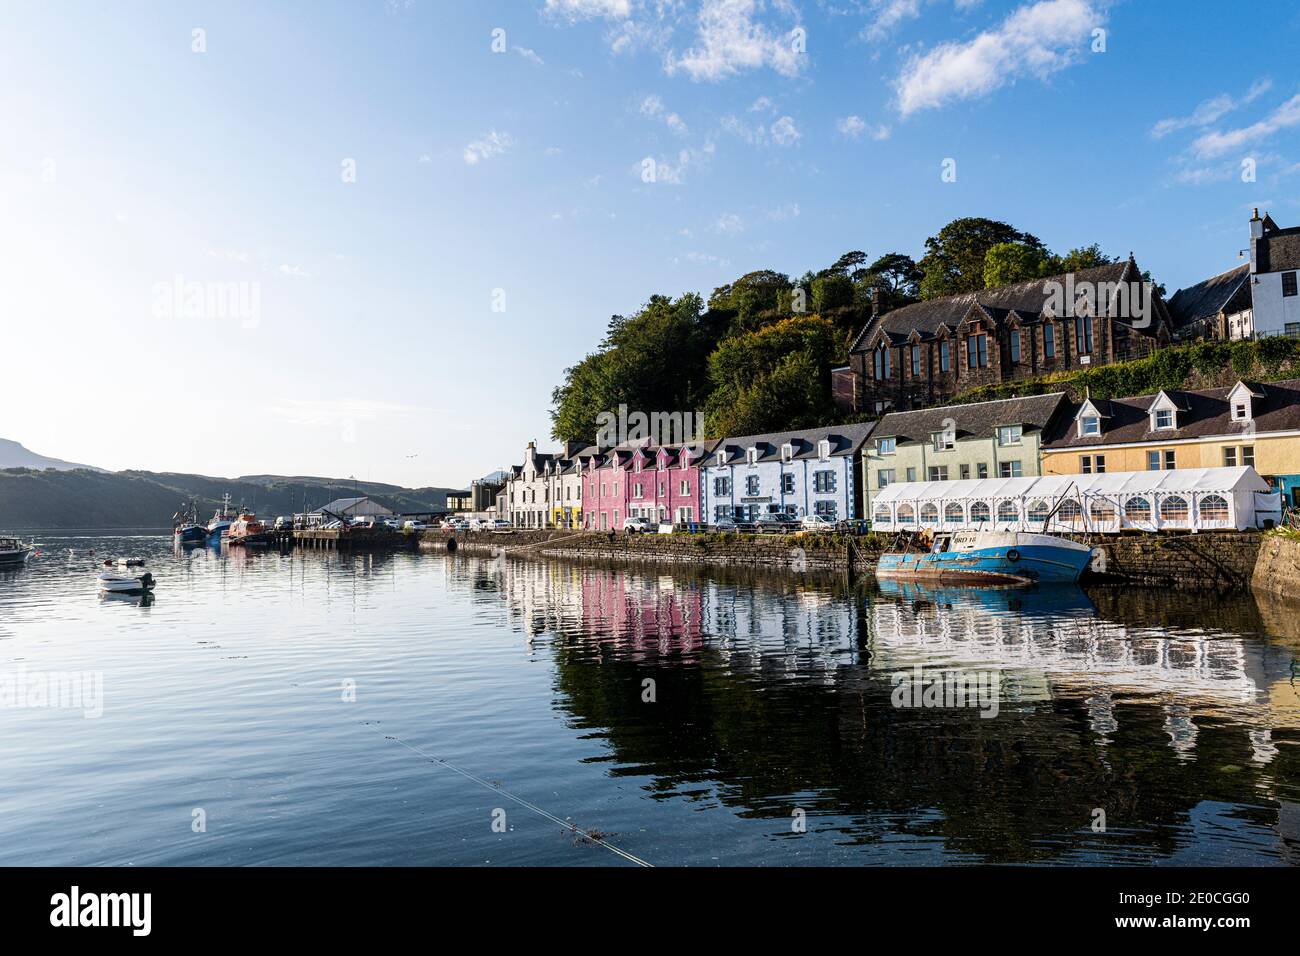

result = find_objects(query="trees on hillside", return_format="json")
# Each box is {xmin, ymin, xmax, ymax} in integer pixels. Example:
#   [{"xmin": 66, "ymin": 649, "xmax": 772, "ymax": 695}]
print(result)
[{"xmin": 918, "ymin": 218, "xmax": 1045, "ymax": 299}]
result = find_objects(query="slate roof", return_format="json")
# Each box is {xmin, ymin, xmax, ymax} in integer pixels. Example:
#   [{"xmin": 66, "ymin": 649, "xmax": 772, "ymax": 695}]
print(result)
[
  {"xmin": 849, "ymin": 261, "xmax": 1138, "ymax": 354},
  {"xmin": 1168, "ymin": 264, "xmax": 1251, "ymax": 330},
  {"xmin": 1257, "ymin": 225, "xmax": 1300, "ymax": 273},
  {"xmin": 710, "ymin": 423, "xmax": 875, "ymax": 466},
  {"xmin": 1042, "ymin": 379, "xmax": 1300, "ymax": 449},
  {"xmin": 871, "ymin": 393, "xmax": 1068, "ymax": 444}
]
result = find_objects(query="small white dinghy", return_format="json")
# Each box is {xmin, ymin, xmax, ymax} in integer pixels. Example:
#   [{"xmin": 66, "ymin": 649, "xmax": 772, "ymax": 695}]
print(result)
[{"xmin": 97, "ymin": 570, "xmax": 156, "ymax": 594}]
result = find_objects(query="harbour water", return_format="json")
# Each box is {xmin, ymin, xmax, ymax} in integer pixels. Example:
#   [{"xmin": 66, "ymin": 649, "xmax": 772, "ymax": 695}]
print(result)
[{"xmin": 1, "ymin": 533, "xmax": 1298, "ymax": 866}]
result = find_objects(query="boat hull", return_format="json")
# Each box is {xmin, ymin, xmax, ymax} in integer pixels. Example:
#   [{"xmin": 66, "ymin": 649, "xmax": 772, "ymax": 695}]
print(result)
[
  {"xmin": 0, "ymin": 550, "xmax": 32, "ymax": 565},
  {"xmin": 98, "ymin": 572, "xmax": 155, "ymax": 594},
  {"xmin": 175, "ymin": 525, "xmax": 207, "ymax": 544},
  {"xmin": 876, "ymin": 543, "xmax": 1092, "ymax": 585}
]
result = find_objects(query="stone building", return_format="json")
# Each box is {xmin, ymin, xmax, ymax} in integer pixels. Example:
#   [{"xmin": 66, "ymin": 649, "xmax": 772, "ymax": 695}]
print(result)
[{"xmin": 846, "ymin": 258, "xmax": 1172, "ymax": 414}]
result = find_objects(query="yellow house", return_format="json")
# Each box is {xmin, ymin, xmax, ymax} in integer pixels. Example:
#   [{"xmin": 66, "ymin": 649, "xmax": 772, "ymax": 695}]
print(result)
[{"xmin": 1040, "ymin": 379, "xmax": 1300, "ymax": 508}]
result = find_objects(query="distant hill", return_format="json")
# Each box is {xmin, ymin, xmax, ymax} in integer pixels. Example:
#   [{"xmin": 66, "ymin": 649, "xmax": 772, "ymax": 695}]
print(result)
[
  {"xmin": 0, "ymin": 467, "xmax": 462, "ymax": 530},
  {"xmin": 0, "ymin": 438, "xmax": 99, "ymax": 471}
]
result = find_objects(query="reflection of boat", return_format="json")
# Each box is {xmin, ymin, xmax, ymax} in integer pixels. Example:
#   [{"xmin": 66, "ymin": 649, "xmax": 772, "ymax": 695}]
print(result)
[
  {"xmin": 98, "ymin": 570, "xmax": 156, "ymax": 594},
  {"xmin": 227, "ymin": 513, "xmax": 273, "ymax": 546},
  {"xmin": 0, "ymin": 535, "xmax": 35, "ymax": 566},
  {"xmin": 206, "ymin": 494, "xmax": 237, "ymax": 541},
  {"xmin": 99, "ymin": 589, "xmax": 155, "ymax": 607},
  {"xmin": 874, "ymin": 577, "xmax": 1096, "ymax": 616},
  {"xmin": 876, "ymin": 530, "xmax": 1096, "ymax": 585}
]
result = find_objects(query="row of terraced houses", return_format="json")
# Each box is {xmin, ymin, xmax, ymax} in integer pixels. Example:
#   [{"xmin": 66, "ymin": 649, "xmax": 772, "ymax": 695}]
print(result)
[{"xmin": 497, "ymin": 210, "xmax": 1300, "ymax": 530}]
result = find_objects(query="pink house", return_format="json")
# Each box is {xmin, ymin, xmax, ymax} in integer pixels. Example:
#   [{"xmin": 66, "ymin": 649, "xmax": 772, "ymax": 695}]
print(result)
[{"xmin": 584, "ymin": 442, "xmax": 717, "ymax": 531}]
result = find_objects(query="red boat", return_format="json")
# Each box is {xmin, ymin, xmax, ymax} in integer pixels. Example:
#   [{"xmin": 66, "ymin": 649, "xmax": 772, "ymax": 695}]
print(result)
[{"xmin": 226, "ymin": 513, "xmax": 273, "ymax": 546}]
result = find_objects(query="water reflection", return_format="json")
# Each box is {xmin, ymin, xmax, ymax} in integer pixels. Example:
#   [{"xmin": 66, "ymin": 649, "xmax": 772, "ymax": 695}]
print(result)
[{"xmin": 481, "ymin": 558, "xmax": 1300, "ymax": 864}]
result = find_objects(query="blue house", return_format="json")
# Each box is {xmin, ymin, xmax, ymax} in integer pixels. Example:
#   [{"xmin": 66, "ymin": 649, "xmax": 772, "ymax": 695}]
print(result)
[{"xmin": 700, "ymin": 423, "xmax": 875, "ymax": 525}]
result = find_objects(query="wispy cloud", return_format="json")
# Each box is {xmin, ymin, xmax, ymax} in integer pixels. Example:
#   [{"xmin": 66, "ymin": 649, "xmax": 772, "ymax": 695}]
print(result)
[
  {"xmin": 514, "ymin": 46, "xmax": 545, "ymax": 66},
  {"xmin": 543, "ymin": 0, "xmax": 631, "ymax": 20},
  {"xmin": 769, "ymin": 114, "xmax": 800, "ymax": 146},
  {"xmin": 278, "ymin": 264, "xmax": 311, "ymax": 278},
  {"xmin": 639, "ymin": 94, "xmax": 689, "ymax": 135},
  {"xmin": 1191, "ymin": 93, "xmax": 1300, "ymax": 159},
  {"xmin": 668, "ymin": 0, "xmax": 804, "ymax": 82},
  {"xmin": 837, "ymin": 114, "xmax": 890, "ymax": 140},
  {"xmin": 713, "ymin": 212, "xmax": 745, "ymax": 235},
  {"xmin": 463, "ymin": 129, "xmax": 514, "ymax": 165},
  {"xmin": 895, "ymin": 0, "xmax": 1101, "ymax": 116},
  {"xmin": 721, "ymin": 112, "xmax": 801, "ymax": 147},
  {"xmin": 1150, "ymin": 79, "xmax": 1271, "ymax": 139}
]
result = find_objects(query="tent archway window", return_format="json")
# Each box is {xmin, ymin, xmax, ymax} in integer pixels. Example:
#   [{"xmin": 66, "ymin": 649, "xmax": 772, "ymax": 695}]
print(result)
[
  {"xmin": 1200, "ymin": 494, "xmax": 1229, "ymax": 522},
  {"xmin": 1058, "ymin": 500, "xmax": 1083, "ymax": 522},
  {"xmin": 1090, "ymin": 500, "xmax": 1116, "ymax": 522},
  {"xmin": 897, "ymin": 504, "xmax": 915, "ymax": 524},
  {"xmin": 970, "ymin": 501, "xmax": 991, "ymax": 523},
  {"xmin": 944, "ymin": 503, "xmax": 965, "ymax": 523},
  {"xmin": 1160, "ymin": 495, "xmax": 1189, "ymax": 523},
  {"xmin": 997, "ymin": 501, "xmax": 1019, "ymax": 522},
  {"xmin": 874, "ymin": 506, "xmax": 891, "ymax": 524},
  {"xmin": 920, "ymin": 503, "xmax": 939, "ymax": 525},
  {"xmin": 1125, "ymin": 497, "xmax": 1152, "ymax": 522},
  {"xmin": 1027, "ymin": 499, "xmax": 1050, "ymax": 524}
]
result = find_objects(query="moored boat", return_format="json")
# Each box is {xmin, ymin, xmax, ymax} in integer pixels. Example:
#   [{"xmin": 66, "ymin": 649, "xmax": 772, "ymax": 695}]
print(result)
[
  {"xmin": 206, "ymin": 494, "xmax": 237, "ymax": 541},
  {"xmin": 875, "ymin": 529, "xmax": 1097, "ymax": 586},
  {"xmin": 98, "ymin": 569, "xmax": 156, "ymax": 594},
  {"xmin": 0, "ymin": 535, "xmax": 35, "ymax": 566},
  {"xmin": 173, "ymin": 500, "xmax": 206, "ymax": 545},
  {"xmin": 227, "ymin": 512, "xmax": 273, "ymax": 546}
]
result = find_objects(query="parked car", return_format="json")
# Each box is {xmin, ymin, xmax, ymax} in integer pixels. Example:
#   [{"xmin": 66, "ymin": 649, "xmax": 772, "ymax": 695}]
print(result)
[
  {"xmin": 489, "ymin": 519, "xmax": 512, "ymax": 531},
  {"xmin": 403, "ymin": 520, "xmax": 427, "ymax": 531},
  {"xmin": 755, "ymin": 512, "xmax": 799, "ymax": 533},
  {"xmin": 447, "ymin": 518, "xmax": 471, "ymax": 531},
  {"xmin": 712, "ymin": 516, "xmax": 739, "ymax": 531},
  {"xmin": 623, "ymin": 516, "xmax": 654, "ymax": 533},
  {"xmin": 800, "ymin": 514, "xmax": 838, "ymax": 531},
  {"xmin": 274, "ymin": 516, "xmax": 293, "ymax": 531}
]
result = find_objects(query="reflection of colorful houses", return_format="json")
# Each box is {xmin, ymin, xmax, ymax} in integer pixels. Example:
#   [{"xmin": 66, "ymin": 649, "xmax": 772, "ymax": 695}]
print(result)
[
  {"xmin": 580, "ymin": 571, "xmax": 704, "ymax": 647},
  {"xmin": 1040, "ymin": 378, "xmax": 1300, "ymax": 508}
]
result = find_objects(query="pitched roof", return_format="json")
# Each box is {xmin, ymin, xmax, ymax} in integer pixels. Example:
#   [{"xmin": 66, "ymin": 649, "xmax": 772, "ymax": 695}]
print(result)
[
  {"xmin": 1042, "ymin": 378, "xmax": 1300, "ymax": 449},
  {"xmin": 711, "ymin": 423, "xmax": 875, "ymax": 465},
  {"xmin": 849, "ymin": 261, "xmax": 1136, "ymax": 353},
  {"xmin": 1168, "ymin": 263, "xmax": 1250, "ymax": 330},
  {"xmin": 1257, "ymin": 224, "xmax": 1300, "ymax": 273},
  {"xmin": 872, "ymin": 392, "xmax": 1067, "ymax": 443}
]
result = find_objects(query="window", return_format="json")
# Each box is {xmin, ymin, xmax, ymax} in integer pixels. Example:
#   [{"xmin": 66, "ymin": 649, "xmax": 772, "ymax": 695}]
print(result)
[
  {"xmin": 1076, "ymin": 315, "xmax": 1093, "ymax": 354},
  {"xmin": 906, "ymin": 467, "xmax": 917, "ymax": 482},
  {"xmin": 781, "ymin": 444, "xmax": 793, "ymax": 463},
  {"xmin": 1147, "ymin": 450, "xmax": 1160, "ymax": 471},
  {"xmin": 940, "ymin": 340, "xmax": 951, "ymax": 372},
  {"xmin": 911, "ymin": 344, "xmax": 922, "ymax": 376},
  {"xmin": 873, "ymin": 346, "xmax": 892, "ymax": 380},
  {"xmin": 745, "ymin": 475, "xmax": 760, "ymax": 496},
  {"xmin": 818, "ymin": 440, "xmax": 831, "ymax": 460},
  {"xmin": 813, "ymin": 471, "xmax": 836, "ymax": 493},
  {"xmin": 1201, "ymin": 494, "xmax": 1229, "ymax": 521},
  {"xmin": 967, "ymin": 333, "xmax": 989, "ymax": 368},
  {"xmin": 920, "ymin": 504, "xmax": 939, "ymax": 525},
  {"xmin": 970, "ymin": 501, "xmax": 991, "ymax": 522},
  {"xmin": 1090, "ymin": 500, "xmax": 1116, "ymax": 522},
  {"xmin": 781, "ymin": 474, "xmax": 794, "ymax": 494},
  {"xmin": 1043, "ymin": 323, "xmax": 1055, "ymax": 358},
  {"xmin": 1160, "ymin": 495, "xmax": 1189, "ymax": 523},
  {"xmin": 997, "ymin": 501, "xmax": 1019, "ymax": 522},
  {"xmin": 746, "ymin": 448, "xmax": 759, "ymax": 465},
  {"xmin": 1010, "ymin": 330, "xmax": 1021, "ymax": 363},
  {"xmin": 959, "ymin": 465, "xmax": 970, "ymax": 480},
  {"xmin": 932, "ymin": 431, "xmax": 954, "ymax": 452},
  {"xmin": 977, "ymin": 463, "xmax": 989, "ymax": 479},
  {"xmin": 997, "ymin": 425, "xmax": 1023, "ymax": 446},
  {"xmin": 878, "ymin": 469, "xmax": 895, "ymax": 488},
  {"xmin": 680, "ymin": 480, "xmax": 690, "ymax": 496},
  {"xmin": 1164, "ymin": 449, "xmax": 1176, "ymax": 470},
  {"xmin": 877, "ymin": 437, "xmax": 896, "ymax": 455},
  {"xmin": 1058, "ymin": 500, "xmax": 1082, "ymax": 523},
  {"xmin": 714, "ymin": 476, "xmax": 731, "ymax": 496},
  {"xmin": 814, "ymin": 500, "xmax": 838, "ymax": 519},
  {"xmin": 1242, "ymin": 445, "xmax": 1255, "ymax": 467},
  {"xmin": 1223, "ymin": 447, "xmax": 1237, "ymax": 468},
  {"xmin": 945, "ymin": 503, "xmax": 964, "ymax": 523},
  {"xmin": 1080, "ymin": 416, "xmax": 1100, "ymax": 436},
  {"xmin": 999, "ymin": 460, "xmax": 1022, "ymax": 478},
  {"xmin": 928, "ymin": 466, "xmax": 948, "ymax": 481},
  {"xmin": 1027, "ymin": 500, "xmax": 1050, "ymax": 524},
  {"xmin": 1154, "ymin": 409, "xmax": 1174, "ymax": 430},
  {"xmin": 1125, "ymin": 497, "xmax": 1152, "ymax": 523},
  {"xmin": 897, "ymin": 504, "xmax": 915, "ymax": 525},
  {"xmin": 1232, "ymin": 402, "xmax": 1249, "ymax": 421},
  {"xmin": 633, "ymin": 482, "xmax": 643, "ymax": 498},
  {"xmin": 1284, "ymin": 271, "xmax": 1298, "ymax": 297},
  {"xmin": 1081, "ymin": 455, "xmax": 1095, "ymax": 474}
]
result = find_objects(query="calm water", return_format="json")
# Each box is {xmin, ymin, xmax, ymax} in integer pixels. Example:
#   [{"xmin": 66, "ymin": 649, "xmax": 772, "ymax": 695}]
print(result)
[{"xmin": 1, "ymin": 534, "xmax": 1298, "ymax": 866}]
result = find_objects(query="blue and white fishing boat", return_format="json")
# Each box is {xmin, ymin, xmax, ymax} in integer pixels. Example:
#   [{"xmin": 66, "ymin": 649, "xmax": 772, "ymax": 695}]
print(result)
[
  {"xmin": 173, "ymin": 500, "xmax": 207, "ymax": 545},
  {"xmin": 875, "ymin": 529, "xmax": 1097, "ymax": 586}
]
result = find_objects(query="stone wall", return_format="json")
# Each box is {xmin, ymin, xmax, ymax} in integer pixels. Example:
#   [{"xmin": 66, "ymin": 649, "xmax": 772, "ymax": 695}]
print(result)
[
  {"xmin": 1085, "ymin": 531, "xmax": 1263, "ymax": 591},
  {"xmin": 1250, "ymin": 532, "xmax": 1300, "ymax": 598}
]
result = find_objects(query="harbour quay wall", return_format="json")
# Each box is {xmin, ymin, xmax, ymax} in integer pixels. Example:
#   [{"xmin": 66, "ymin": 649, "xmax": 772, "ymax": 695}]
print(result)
[
  {"xmin": 423, "ymin": 528, "xmax": 1293, "ymax": 594},
  {"xmin": 1250, "ymin": 532, "xmax": 1300, "ymax": 598}
]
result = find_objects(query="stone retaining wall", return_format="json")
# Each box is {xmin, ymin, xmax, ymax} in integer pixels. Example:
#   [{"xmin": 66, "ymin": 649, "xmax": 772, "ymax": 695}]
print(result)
[
  {"xmin": 1250, "ymin": 532, "xmax": 1300, "ymax": 598},
  {"xmin": 1084, "ymin": 531, "xmax": 1264, "ymax": 592}
]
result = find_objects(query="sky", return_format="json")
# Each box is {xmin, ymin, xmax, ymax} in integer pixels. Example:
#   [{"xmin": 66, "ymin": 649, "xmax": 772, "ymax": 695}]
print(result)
[{"xmin": 3, "ymin": 0, "xmax": 1299, "ymax": 487}]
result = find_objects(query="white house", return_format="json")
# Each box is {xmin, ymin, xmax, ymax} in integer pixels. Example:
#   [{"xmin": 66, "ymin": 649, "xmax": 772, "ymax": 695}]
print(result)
[
  {"xmin": 700, "ymin": 423, "xmax": 874, "ymax": 525},
  {"xmin": 1247, "ymin": 208, "xmax": 1300, "ymax": 338}
]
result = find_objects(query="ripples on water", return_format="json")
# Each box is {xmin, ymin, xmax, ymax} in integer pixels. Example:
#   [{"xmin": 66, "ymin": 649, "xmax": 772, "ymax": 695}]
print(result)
[{"xmin": 0, "ymin": 533, "xmax": 1297, "ymax": 866}]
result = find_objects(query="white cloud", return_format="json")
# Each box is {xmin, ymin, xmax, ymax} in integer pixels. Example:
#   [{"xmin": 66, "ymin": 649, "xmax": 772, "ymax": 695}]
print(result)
[
  {"xmin": 749, "ymin": 95, "xmax": 775, "ymax": 113},
  {"xmin": 895, "ymin": 0, "xmax": 1101, "ymax": 116},
  {"xmin": 463, "ymin": 129, "xmax": 514, "ymax": 165},
  {"xmin": 714, "ymin": 212, "xmax": 745, "ymax": 234},
  {"xmin": 668, "ymin": 0, "xmax": 805, "ymax": 82},
  {"xmin": 639, "ymin": 143, "xmax": 714, "ymax": 185},
  {"xmin": 767, "ymin": 202, "xmax": 800, "ymax": 220},
  {"xmin": 279, "ymin": 264, "xmax": 311, "ymax": 278},
  {"xmin": 837, "ymin": 114, "xmax": 891, "ymax": 140},
  {"xmin": 640, "ymin": 94, "xmax": 689, "ymax": 135},
  {"xmin": 1151, "ymin": 79, "xmax": 1271, "ymax": 139},
  {"xmin": 544, "ymin": 0, "xmax": 631, "ymax": 20},
  {"xmin": 865, "ymin": 0, "xmax": 921, "ymax": 40},
  {"xmin": 514, "ymin": 46, "xmax": 545, "ymax": 66},
  {"xmin": 1191, "ymin": 93, "xmax": 1300, "ymax": 159},
  {"xmin": 769, "ymin": 114, "xmax": 800, "ymax": 146}
]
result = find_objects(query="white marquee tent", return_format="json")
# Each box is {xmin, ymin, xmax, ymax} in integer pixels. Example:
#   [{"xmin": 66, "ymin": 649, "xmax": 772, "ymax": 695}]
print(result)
[{"xmin": 869, "ymin": 466, "xmax": 1281, "ymax": 534}]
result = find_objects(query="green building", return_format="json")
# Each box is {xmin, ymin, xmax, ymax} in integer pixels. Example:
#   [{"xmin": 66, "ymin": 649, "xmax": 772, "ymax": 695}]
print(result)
[{"xmin": 863, "ymin": 392, "xmax": 1069, "ymax": 503}]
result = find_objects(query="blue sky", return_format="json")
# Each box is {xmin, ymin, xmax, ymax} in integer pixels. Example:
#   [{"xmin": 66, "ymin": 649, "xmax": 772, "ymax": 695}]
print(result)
[{"xmin": 3, "ymin": 0, "xmax": 1299, "ymax": 487}]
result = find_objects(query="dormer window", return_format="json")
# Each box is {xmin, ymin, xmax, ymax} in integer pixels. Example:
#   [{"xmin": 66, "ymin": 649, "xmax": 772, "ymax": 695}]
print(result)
[
  {"xmin": 877, "ymin": 437, "xmax": 896, "ymax": 455},
  {"xmin": 997, "ymin": 425, "xmax": 1022, "ymax": 447},
  {"xmin": 818, "ymin": 440, "xmax": 831, "ymax": 461},
  {"xmin": 716, "ymin": 450, "xmax": 726, "ymax": 467},
  {"xmin": 746, "ymin": 448, "xmax": 759, "ymax": 465},
  {"xmin": 1233, "ymin": 402, "xmax": 1249, "ymax": 421},
  {"xmin": 1153, "ymin": 409, "xmax": 1175, "ymax": 430},
  {"xmin": 781, "ymin": 443, "xmax": 794, "ymax": 463},
  {"xmin": 1080, "ymin": 416, "xmax": 1100, "ymax": 437},
  {"xmin": 931, "ymin": 431, "xmax": 954, "ymax": 452}
]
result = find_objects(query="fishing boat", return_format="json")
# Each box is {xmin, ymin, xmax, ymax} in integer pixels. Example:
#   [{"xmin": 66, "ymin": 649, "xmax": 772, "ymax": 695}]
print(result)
[
  {"xmin": 206, "ymin": 494, "xmax": 237, "ymax": 541},
  {"xmin": 173, "ymin": 500, "xmax": 207, "ymax": 545},
  {"xmin": 97, "ymin": 569, "xmax": 156, "ymax": 594},
  {"xmin": 227, "ymin": 512, "xmax": 273, "ymax": 546},
  {"xmin": 0, "ymin": 535, "xmax": 35, "ymax": 566},
  {"xmin": 875, "ymin": 529, "xmax": 1097, "ymax": 586}
]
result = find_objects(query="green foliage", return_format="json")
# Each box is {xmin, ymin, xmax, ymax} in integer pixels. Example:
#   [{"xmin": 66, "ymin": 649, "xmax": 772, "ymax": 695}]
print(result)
[
  {"xmin": 1049, "ymin": 244, "xmax": 1116, "ymax": 273},
  {"xmin": 1256, "ymin": 335, "xmax": 1298, "ymax": 371},
  {"xmin": 982, "ymin": 241, "xmax": 1051, "ymax": 288},
  {"xmin": 1230, "ymin": 341, "xmax": 1256, "ymax": 378},
  {"xmin": 812, "ymin": 273, "xmax": 855, "ymax": 312},
  {"xmin": 918, "ymin": 217, "xmax": 1044, "ymax": 299}
]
